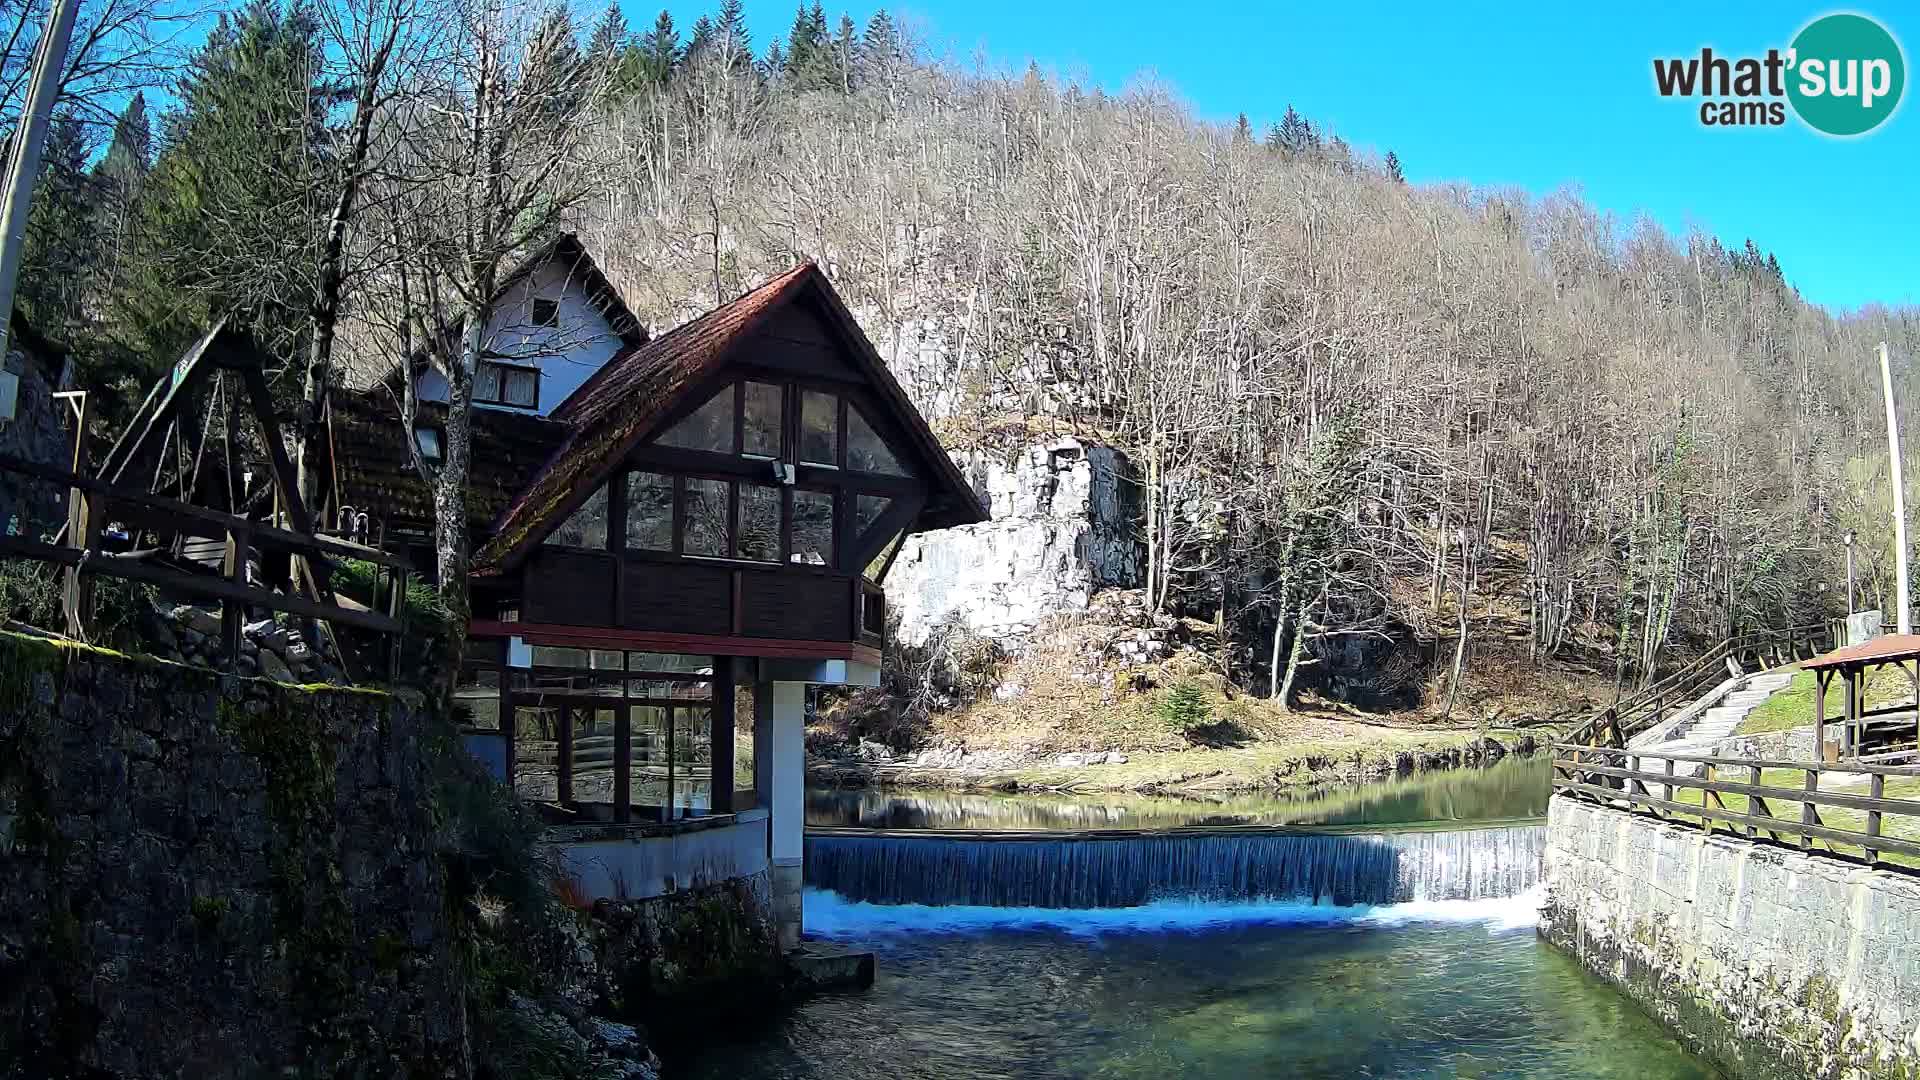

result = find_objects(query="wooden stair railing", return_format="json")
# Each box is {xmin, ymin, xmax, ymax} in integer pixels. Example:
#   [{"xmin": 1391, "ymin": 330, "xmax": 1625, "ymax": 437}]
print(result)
[{"xmin": 1564, "ymin": 623, "xmax": 1834, "ymax": 752}]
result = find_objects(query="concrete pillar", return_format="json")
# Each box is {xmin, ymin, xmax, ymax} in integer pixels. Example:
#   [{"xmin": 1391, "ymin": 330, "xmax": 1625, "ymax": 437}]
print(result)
[{"xmin": 766, "ymin": 680, "xmax": 806, "ymax": 950}]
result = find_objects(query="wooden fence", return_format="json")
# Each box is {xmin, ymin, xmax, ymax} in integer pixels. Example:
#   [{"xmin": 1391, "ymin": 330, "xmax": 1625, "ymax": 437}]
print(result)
[
  {"xmin": 0, "ymin": 450, "xmax": 408, "ymax": 678},
  {"xmin": 1552, "ymin": 742, "xmax": 1920, "ymax": 870}
]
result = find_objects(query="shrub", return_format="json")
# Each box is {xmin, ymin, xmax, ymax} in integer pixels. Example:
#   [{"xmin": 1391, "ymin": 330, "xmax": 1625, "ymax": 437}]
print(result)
[
  {"xmin": 1158, "ymin": 680, "xmax": 1253, "ymax": 747},
  {"xmin": 1157, "ymin": 681, "xmax": 1211, "ymax": 731}
]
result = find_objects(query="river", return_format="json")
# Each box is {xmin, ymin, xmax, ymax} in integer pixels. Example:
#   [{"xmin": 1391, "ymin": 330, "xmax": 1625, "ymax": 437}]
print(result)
[{"xmin": 681, "ymin": 761, "xmax": 1720, "ymax": 1079}]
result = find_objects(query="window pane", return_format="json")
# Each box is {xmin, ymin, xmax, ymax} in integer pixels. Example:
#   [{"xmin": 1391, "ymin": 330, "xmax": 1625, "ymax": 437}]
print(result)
[
  {"xmin": 628, "ymin": 652, "xmax": 711, "ymax": 674},
  {"xmin": 855, "ymin": 494, "xmax": 892, "ymax": 538},
  {"xmin": 530, "ymin": 645, "xmax": 591, "ymax": 667},
  {"xmin": 791, "ymin": 490, "xmax": 834, "ymax": 566},
  {"xmin": 413, "ymin": 427, "xmax": 443, "ymax": 462},
  {"xmin": 674, "ymin": 706, "xmax": 713, "ymax": 817},
  {"xmin": 504, "ymin": 368, "xmax": 538, "ymax": 407},
  {"xmin": 531, "ymin": 297, "xmax": 560, "ymax": 328},
  {"xmin": 657, "ymin": 387, "xmax": 734, "ymax": 453},
  {"xmin": 847, "ymin": 407, "xmax": 912, "ymax": 476},
  {"xmin": 474, "ymin": 362, "xmax": 502, "ymax": 402},
  {"xmin": 743, "ymin": 382, "xmax": 782, "ymax": 458},
  {"xmin": 684, "ymin": 478, "xmax": 731, "ymax": 556},
  {"xmin": 546, "ymin": 484, "xmax": 608, "ymax": 548},
  {"xmin": 625, "ymin": 471, "xmax": 674, "ymax": 551},
  {"xmin": 800, "ymin": 392, "xmax": 838, "ymax": 466},
  {"xmin": 512, "ymin": 703, "xmax": 559, "ymax": 802},
  {"xmin": 630, "ymin": 705, "xmax": 669, "ymax": 819},
  {"xmin": 570, "ymin": 706, "xmax": 618, "ymax": 805},
  {"xmin": 738, "ymin": 483, "xmax": 781, "ymax": 562}
]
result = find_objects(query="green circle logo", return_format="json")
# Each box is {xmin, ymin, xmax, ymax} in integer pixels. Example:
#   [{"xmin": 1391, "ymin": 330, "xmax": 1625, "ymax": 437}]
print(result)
[{"xmin": 1787, "ymin": 13, "xmax": 1906, "ymax": 136}]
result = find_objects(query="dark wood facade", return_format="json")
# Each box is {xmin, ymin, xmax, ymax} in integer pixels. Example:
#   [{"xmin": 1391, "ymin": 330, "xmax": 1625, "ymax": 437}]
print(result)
[{"xmin": 469, "ymin": 263, "xmax": 977, "ymax": 664}]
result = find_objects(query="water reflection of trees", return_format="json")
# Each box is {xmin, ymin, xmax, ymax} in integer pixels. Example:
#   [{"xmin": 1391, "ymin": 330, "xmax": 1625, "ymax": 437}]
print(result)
[{"xmin": 805, "ymin": 757, "xmax": 1550, "ymax": 831}]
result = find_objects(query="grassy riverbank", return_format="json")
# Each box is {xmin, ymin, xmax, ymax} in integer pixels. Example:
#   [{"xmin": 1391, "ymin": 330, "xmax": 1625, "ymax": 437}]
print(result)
[
  {"xmin": 1736, "ymin": 664, "xmax": 1915, "ymax": 736},
  {"xmin": 808, "ymin": 710, "xmax": 1541, "ymax": 795}
]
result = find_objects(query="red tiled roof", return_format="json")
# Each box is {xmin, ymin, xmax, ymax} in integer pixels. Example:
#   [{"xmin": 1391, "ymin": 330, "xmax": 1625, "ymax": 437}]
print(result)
[
  {"xmin": 1802, "ymin": 634, "xmax": 1920, "ymax": 671},
  {"xmin": 472, "ymin": 263, "xmax": 818, "ymax": 572}
]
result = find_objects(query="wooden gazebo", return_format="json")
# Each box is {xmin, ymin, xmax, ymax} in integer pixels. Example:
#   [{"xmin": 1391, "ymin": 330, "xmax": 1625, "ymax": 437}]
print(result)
[{"xmin": 1801, "ymin": 635, "xmax": 1920, "ymax": 760}]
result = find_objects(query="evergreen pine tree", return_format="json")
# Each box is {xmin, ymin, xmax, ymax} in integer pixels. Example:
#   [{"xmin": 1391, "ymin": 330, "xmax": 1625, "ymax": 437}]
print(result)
[
  {"xmin": 91, "ymin": 93, "xmax": 151, "ymax": 297},
  {"xmin": 687, "ymin": 14, "xmax": 715, "ymax": 59},
  {"xmin": 1384, "ymin": 150, "xmax": 1405, "ymax": 183},
  {"xmin": 586, "ymin": 2, "xmax": 629, "ymax": 62},
  {"xmin": 782, "ymin": 2, "xmax": 815, "ymax": 82},
  {"xmin": 1232, "ymin": 112, "xmax": 1252, "ymax": 145},
  {"xmin": 1263, "ymin": 122, "xmax": 1283, "ymax": 152},
  {"xmin": 861, "ymin": 8, "xmax": 898, "ymax": 78},
  {"xmin": 714, "ymin": 0, "xmax": 751, "ymax": 65},
  {"xmin": 1277, "ymin": 104, "xmax": 1310, "ymax": 154},
  {"xmin": 19, "ymin": 114, "xmax": 99, "ymax": 332},
  {"xmin": 637, "ymin": 9, "xmax": 681, "ymax": 83},
  {"xmin": 115, "ymin": 0, "xmax": 328, "ymax": 357},
  {"xmin": 1328, "ymin": 134, "xmax": 1353, "ymax": 173}
]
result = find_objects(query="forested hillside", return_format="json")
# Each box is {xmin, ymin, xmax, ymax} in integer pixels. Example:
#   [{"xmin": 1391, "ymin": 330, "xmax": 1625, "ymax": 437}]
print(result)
[{"xmin": 17, "ymin": 0, "xmax": 1920, "ymax": 707}]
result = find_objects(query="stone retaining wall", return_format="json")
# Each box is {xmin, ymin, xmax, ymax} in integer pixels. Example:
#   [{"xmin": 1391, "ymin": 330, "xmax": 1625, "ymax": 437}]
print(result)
[
  {"xmin": 1542, "ymin": 796, "xmax": 1920, "ymax": 1080},
  {"xmin": 0, "ymin": 630, "xmax": 467, "ymax": 1078}
]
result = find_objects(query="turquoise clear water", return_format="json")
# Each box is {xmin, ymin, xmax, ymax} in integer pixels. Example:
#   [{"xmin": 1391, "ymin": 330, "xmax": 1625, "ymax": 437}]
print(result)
[{"xmin": 682, "ymin": 891, "xmax": 1718, "ymax": 1079}]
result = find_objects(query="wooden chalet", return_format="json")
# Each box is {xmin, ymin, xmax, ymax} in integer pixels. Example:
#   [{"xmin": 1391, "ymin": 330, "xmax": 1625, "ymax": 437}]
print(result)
[{"xmin": 322, "ymin": 240, "xmax": 985, "ymax": 943}]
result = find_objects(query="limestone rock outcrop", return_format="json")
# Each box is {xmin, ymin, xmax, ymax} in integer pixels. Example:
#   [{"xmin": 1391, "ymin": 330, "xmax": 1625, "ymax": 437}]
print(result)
[{"xmin": 889, "ymin": 438, "xmax": 1139, "ymax": 647}]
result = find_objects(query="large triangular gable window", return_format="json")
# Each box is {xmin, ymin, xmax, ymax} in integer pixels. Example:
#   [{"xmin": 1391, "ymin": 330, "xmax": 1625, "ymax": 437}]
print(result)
[
  {"xmin": 847, "ymin": 406, "xmax": 912, "ymax": 477},
  {"xmin": 657, "ymin": 387, "xmax": 733, "ymax": 453},
  {"xmin": 622, "ymin": 379, "xmax": 922, "ymax": 579}
]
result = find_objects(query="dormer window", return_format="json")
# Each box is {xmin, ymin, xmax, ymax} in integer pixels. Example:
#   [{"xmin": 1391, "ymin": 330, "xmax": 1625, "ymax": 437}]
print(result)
[
  {"xmin": 530, "ymin": 297, "xmax": 560, "ymax": 328},
  {"xmin": 413, "ymin": 425, "xmax": 445, "ymax": 464},
  {"xmin": 475, "ymin": 360, "xmax": 539, "ymax": 409}
]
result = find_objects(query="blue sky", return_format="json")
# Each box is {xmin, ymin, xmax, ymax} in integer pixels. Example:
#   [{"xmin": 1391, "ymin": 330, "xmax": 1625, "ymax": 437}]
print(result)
[{"xmin": 644, "ymin": 0, "xmax": 1916, "ymax": 313}]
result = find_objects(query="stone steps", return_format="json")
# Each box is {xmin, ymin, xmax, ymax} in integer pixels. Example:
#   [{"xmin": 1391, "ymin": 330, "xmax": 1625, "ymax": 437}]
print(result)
[{"xmin": 1644, "ymin": 671, "xmax": 1796, "ymax": 775}]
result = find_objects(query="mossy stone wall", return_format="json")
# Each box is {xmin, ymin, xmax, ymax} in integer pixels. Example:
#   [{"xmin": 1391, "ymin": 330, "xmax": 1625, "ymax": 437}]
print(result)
[
  {"xmin": 1543, "ymin": 797, "xmax": 1920, "ymax": 1080},
  {"xmin": 0, "ymin": 631, "xmax": 468, "ymax": 1079}
]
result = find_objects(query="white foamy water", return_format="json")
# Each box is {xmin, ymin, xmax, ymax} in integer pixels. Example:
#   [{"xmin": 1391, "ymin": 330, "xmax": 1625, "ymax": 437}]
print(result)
[{"xmin": 802, "ymin": 883, "xmax": 1544, "ymax": 939}]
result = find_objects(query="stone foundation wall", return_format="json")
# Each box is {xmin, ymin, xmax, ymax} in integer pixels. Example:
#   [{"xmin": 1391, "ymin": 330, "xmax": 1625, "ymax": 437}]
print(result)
[
  {"xmin": 0, "ymin": 631, "xmax": 467, "ymax": 1078},
  {"xmin": 587, "ymin": 872, "xmax": 784, "ymax": 1056},
  {"xmin": 1542, "ymin": 796, "xmax": 1920, "ymax": 1080}
]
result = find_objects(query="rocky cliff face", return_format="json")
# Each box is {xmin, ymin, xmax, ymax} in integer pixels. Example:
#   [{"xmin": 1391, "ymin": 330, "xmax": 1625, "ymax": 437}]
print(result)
[{"xmin": 888, "ymin": 438, "xmax": 1140, "ymax": 647}]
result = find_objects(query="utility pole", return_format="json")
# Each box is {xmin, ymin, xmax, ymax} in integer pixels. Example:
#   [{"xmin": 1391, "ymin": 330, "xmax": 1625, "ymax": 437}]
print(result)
[
  {"xmin": 1881, "ymin": 342, "xmax": 1911, "ymax": 635},
  {"xmin": 0, "ymin": 0, "xmax": 82, "ymax": 363},
  {"xmin": 1845, "ymin": 529, "xmax": 1858, "ymax": 614}
]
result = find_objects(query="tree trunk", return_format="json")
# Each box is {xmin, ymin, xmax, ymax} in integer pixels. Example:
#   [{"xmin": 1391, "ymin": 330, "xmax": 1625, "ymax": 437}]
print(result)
[
  {"xmin": 296, "ymin": 32, "xmax": 396, "ymax": 514},
  {"xmin": 430, "ymin": 309, "xmax": 485, "ymax": 708},
  {"xmin": 1269, "ymin": 603, "xmax": 1286, "ymax": 699},
  {"xmin": 1441, "ymin": 532, "xmax": 1471, "ymax": 718},
  {"xmin": 1277, "ymin": 597, "xmax": 1311, "ymax": 709}
]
